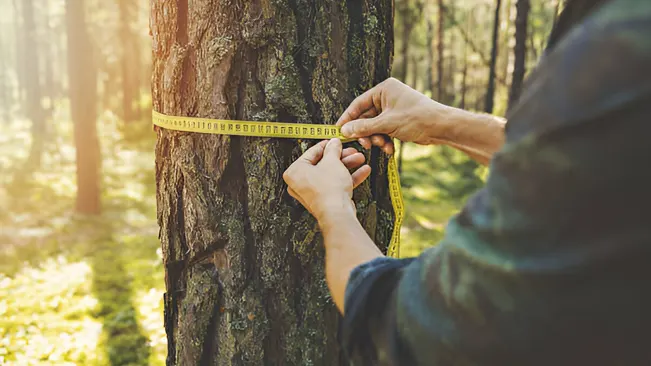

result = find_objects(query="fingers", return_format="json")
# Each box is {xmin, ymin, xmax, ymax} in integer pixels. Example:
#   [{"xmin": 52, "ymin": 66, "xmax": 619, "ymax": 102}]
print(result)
[
  {"xmin": 358, "ymin": 106, "xmax": 379, "ymax": 120},
  {"xmin": 340, "ymin": 115, "xmax": 393, "ymax": 139},
  {"xmin": 383, "ymin": 141, "xmax": 395, "ymax": 155},
  {"xmin": 341, "ymin": 147, "xmax": 358, "ymax": 159},
  {"xmin": 323, "ymin": 138, "xmax": 343, "ymax": 161},
  {"xmin": 356, "ymin": 135, "xmax": 395, "ymax": 154},
  {"xmin": 358, "ymin": 137, "xmax": 372, "ymax": 149},
  {"xmin": 299, "ymin": 140, "xmax": 328, "ymax": 165},
  {"xmin": 336, "ymin": 87, "xmax": 379, "ymax": 126},
  {"xmin": 342, "ymin": 152, "xmax": 366, "ymax": 169},
  {"xmin": 351, "ymin": 165, "xmax": 372, "ymax": 188}
]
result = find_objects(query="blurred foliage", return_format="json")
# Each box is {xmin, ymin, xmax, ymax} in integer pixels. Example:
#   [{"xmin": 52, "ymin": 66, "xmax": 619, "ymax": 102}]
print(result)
[{"xmin": 0, "ymin": 102, "xmax": 165, "ymax": 365}]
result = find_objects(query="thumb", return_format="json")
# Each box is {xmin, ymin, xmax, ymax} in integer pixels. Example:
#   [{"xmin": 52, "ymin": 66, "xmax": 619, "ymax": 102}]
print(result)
[
  {"xmin": 323, "ymin": 138, "xmax": 343, "ymax": 161},
  {"xmin": 340, "ymin": 115, "xmax": 391, "ymax": 138}
]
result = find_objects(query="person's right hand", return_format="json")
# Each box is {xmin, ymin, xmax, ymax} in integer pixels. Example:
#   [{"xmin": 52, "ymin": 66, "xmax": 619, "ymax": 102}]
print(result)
[{"xmin": 336, "ymin": 77, "xmax": 453, "ymax": 154}]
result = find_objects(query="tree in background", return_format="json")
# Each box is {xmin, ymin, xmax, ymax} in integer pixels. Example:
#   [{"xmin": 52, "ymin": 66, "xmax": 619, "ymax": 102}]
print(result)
[
  {"xmin": 484, "ymin": 0, "xmax": 502, "ymax": 113},
  {"xmin": 395, "ymin": 0, "xmax": 424, "ymax": 174},
  {"xmin": 509, "ymin": 0, "xmax": 530, "ymax": 108},
  {"xmin": 151, "ymin": 0, "xmax": 394, "ymax": 364},
  {"xmin": 436, "ymin": 0, "xmax": 445, "ymax": 101},
  {"xmin": 66, "ymin": 0, "xmax": 101, "ymax": 215},
  {"xmin": 20, "ymin": 0, "xmax": 47, "ymax": 171},
  {"xmin": 118, "ymin": 0, "xmax": 141, "ymax": 123}
]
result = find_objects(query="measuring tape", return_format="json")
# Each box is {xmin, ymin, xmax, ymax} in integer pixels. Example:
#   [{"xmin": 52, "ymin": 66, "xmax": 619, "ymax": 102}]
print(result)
[{"xmin": 152, "ymin": 110, "xmax": 403, "ymax": 258}]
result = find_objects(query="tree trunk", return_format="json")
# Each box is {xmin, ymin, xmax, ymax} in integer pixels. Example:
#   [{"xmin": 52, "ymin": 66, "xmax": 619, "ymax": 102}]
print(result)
[
  {"xmin": 460, "ymin": 20, "xmax": 469, "ymax": 110},
  {"xmin": 436, "ymin": 0, "xmax": 444, "ymax": 102},
  {"xmin": 427, "ymin": 14, "xmax": 434, "ymax": 96},
  {"xmin": 484, "ymin": 0, "xmax": 502, "ymax": 114},
  {"xmin": 21, "ymin": 0, "xmax": 46, "ymax": 171},
  {"xmin": 508, "ymin": 0, "xmax": 530, "ymax": 108},
  {"xmin": 498, "ymin": 0, "xmax": 513, "ymax": 87},
  {"xmin": 41, "ymin": 0, "xmax": 55, "ymax": 108},
  {"xmin": 151, "ymin": 1, "xmax": 394, "ymax": 365},
  {"xmin": 66, "ymin": 0, "xmax": 101, "ymax": 215},
  {"xmin": 12, "ymin": 0, "xmax": 25, "ymax": 107},
  {"xmin": 119, "ymin": 0, "xmax": 141, "ymax": 123},
  {"xmin": 445, "ymin": 1, "xmax": 456, "ymax": 106},
  {"xmin": 395, "ymin": 1, "xmax": 413, "ymax": 83}
]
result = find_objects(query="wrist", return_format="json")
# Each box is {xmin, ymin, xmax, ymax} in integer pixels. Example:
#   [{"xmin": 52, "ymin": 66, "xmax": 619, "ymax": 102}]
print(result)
[
  {"xmin": 438, "ymin": 107, "xmax": 505, "ymax": 153},
  {"xmin": 315, "ymin": 198, "xmax": 357, "ymax": 231}
]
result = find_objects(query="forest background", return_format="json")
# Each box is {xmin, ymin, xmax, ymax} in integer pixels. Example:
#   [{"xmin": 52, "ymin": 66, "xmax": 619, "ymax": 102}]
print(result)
[{"xmin": 0, "ymin": 0, "xmax": 561, "ymax": 364}]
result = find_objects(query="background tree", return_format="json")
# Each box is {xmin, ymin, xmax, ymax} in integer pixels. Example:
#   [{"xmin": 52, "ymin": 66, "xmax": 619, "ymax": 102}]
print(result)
[
  {"xmin": 67, "ymin": 0, "xmax": 100, "ymax": 215},
  {"xmin": 484, "ymin": 0, "xmax": 502, "ymax": 113},
  {"xmin": 20, "ymin": 0, "xmax": 46, "ymax": 171},
  {"xmin": 509, "ymin": 0, "xmax": 530, "ymax": 107},
  {"xmin": 118, "ymin": 0, "xmax": 141, "ymax": 123},
  {"xmin": 151, "ymin": 0, "xmax": 394, "ymax": 364}
]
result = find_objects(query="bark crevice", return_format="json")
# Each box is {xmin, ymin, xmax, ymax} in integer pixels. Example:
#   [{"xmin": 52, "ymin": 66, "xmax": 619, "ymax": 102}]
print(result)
[{"xmin": 287, "ymin": 0, "xmax": 323, "ymax": 122}]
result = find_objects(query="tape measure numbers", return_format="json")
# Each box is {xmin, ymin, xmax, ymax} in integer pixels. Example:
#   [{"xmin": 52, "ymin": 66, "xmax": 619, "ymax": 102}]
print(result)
[{"xmin": 153, "ymin": 110, "xmax": 404, "ymax": 258}]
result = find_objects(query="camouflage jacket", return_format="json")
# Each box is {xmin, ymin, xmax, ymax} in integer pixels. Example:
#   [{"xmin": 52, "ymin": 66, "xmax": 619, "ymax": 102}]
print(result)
[{"xmin": 341, "ymin": 1, "xmax": 651, "ymax": 365}]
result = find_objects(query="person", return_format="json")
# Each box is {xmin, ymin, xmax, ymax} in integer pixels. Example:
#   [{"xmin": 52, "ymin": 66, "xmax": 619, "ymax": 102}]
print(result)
[{"xmin": 283, "ymin": 0, "xmax": 651, "ymax": 364}]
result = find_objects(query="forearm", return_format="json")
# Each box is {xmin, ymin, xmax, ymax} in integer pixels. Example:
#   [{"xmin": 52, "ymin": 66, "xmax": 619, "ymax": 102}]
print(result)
[
  {"xmin": 317, "ymin": 206, "xmax": 383, "ymax": 315},
  {"xmin": 426, "ymin": 105, "xmax": 507, "ymax": 165}
]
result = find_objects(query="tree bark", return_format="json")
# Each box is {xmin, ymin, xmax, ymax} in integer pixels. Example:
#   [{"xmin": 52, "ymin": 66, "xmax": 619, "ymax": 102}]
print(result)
[
  {"xmin": 66, "ymin": 0, "xmax": 101, "ymax": 215},
  {"xmin": 508, "ymin": 0, "xmax": 530, "ymax": 108},
  {"xmin": 484, "ymin": 0, "xmax": 502, "ymax": 114},
  {"xmin": 151, "ymin": 1, "xmax": 394, "ymax": 365}
]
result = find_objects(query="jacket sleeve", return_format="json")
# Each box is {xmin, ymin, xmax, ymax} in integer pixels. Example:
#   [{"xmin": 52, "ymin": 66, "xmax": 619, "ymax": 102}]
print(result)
[{"xmin": 340, "ymin": 2, "xmax": 651, "ymax": 364}]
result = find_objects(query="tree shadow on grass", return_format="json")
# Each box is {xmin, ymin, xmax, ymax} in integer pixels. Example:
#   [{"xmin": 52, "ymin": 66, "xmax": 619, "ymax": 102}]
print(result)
[{"xmin": 91, "ymin": 238, "xmax": 150, "ymax": 366}]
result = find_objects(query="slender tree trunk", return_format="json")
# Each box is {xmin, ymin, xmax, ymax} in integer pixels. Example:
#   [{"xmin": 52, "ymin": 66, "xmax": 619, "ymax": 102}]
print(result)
[
  {"xmin": 12, "ymin": 0, "xmax": 25, "ymax": 107},
  {"xmin": 427, "ymin": 13, "xmax": 434, "ymax": 96},
  {"xmin": 445, "ymin": 1, "xmax": 456, "ymax": 106},
  {"xmin": 396, "ymin": 0, "xmax": 413, "ymax": 175},
  {"xmin": 396, "ymin": 5, "xmax": 413, "ymax": 83},
  {"xmin": 41, "ymin": 0, "xmax": 55, "ymax": 108},
  {"xmin": 436, "ymin": 0, "xmax": 444, "ymax": 102},
  {"xmin": 66, "ymin": 0, "xmax": 101, "ymax": 215},
  {"xmin": 460, "ymin": 20, "xmax": 469, "ymax": 109},
  {"xmin": 151, "ymin": 1, "xmax": 394, "ymax": 364},
  {"xmin": 484, "ymin": 0, "xmax": 502, "ymax": 114},
  {"xmin": 508, "ymin": 0, "xmax": 530, "ymax": 108},
  {"xmin": 119, "ymin": 0, "xmax": 141, "ymax": 123},
  {"xmin": 499, "ymin": 0, "xmax": 513, "ymax": 88},
  {"xmin": 21, "ymin": 0, "xmax": 46, "ymax": 171}
]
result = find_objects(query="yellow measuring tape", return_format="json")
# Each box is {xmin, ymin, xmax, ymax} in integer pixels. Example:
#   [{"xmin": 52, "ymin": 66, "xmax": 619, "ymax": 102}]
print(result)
[{"xmin": 152, "ymin": 110, "xmax": 403, "ymax": 258}]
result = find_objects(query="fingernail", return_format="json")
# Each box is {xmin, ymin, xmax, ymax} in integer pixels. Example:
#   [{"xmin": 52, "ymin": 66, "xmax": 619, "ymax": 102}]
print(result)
[{"xmin": 341, "ymin": 125, "xmax": 352, "ymax": 137}]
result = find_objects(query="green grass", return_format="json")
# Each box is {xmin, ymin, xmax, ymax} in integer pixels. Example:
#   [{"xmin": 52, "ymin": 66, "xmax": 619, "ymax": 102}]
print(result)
[{"xmin": 397, "ymin": 141, "xmax": 484, "ymax": 258}]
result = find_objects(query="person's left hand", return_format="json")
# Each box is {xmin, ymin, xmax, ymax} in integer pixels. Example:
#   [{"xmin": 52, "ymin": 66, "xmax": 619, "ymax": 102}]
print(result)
[{"xmin": 283, "ymin": 139, "xmax": 371, "ymax": 222}]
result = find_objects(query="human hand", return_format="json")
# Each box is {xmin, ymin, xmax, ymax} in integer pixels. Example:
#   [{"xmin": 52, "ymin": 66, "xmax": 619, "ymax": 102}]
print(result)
[
  {"xmin": 336, "ymin": 77, "xmax": 454, "ymax": 154},
  {"xmin": 283, "ymin": 139, "xmax": 371, "ymax": 222}
]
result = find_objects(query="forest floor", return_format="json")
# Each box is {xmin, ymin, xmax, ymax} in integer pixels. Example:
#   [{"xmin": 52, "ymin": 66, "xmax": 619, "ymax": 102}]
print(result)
[{"xmin": 0, "ymin": 105, "xmax": 481, "ymax": 365}]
